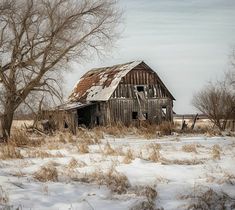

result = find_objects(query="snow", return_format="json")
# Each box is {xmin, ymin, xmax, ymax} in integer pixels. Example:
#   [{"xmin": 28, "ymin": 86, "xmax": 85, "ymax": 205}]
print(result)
[{"xmin": 0, "ymin": 135, "xmax": 235, "ymax": 209}]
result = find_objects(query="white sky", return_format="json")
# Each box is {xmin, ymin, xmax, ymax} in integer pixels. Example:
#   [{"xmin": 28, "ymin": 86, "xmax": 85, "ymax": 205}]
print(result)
[{"xmin": 65, "ymin": 0, "xmax": 235, "ymax": 114}]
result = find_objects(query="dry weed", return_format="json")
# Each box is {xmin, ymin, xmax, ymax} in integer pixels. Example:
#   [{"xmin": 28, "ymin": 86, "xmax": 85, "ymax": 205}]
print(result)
[
  {"xmin": 0, "ymin": 144, "xmax": 23, "ymax": 159},
  {"xmin": 103, "ymin": 142, "xmax": 116, "ymax": 155},
  {"xmin": 77, "ymin": 142, "xmax": 89, "ymax": 153},
  {"xmin": 9, "ymin": 129, "xmax": 42, "ymax": 147},
  {"xmin": 27, "ymin": 150, "xmax": 63, "ymax": 158},
  {"xmin": 182, "ymin": 144, "xmax": 197, "ymax": 153},
  {"xmin": 123, "ymin": 149, "xmax": 134, "ymax": 164},
  {"xmin": 158, "ymin": 121, "xmax": 173, "ymax": 135},
  {"xmin": 148, "ymin": 149, "xmax": 161, "ymax": 162},
  {"xmin": 187, "ymin": 188, "xmax": 235, "ymax": 210},
  {"xmin": 0, "ymin": 186, "xmax": 9, "ymax": 204},
  {"xmin": 68, "ymin": 158, "xmax": 86, "ymax": 169},
  {"xmin": 211, "ymin": 145, "xmax": 221, "ymax": 160},
  {"xmin": 34, "ymin": 163, "xmax": 58, "ymax": 182}
]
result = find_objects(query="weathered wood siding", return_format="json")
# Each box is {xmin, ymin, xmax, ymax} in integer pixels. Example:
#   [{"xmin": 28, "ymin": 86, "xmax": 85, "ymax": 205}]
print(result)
[{"xmin": 107, "ymin": 63, "xmax": 174, "ymax": 125}]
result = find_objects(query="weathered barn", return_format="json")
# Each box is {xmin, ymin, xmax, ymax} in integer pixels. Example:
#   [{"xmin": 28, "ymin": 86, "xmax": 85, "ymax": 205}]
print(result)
[{"xmin": 53, "ymin": 61, "xmax": 175, "ymax": 131}]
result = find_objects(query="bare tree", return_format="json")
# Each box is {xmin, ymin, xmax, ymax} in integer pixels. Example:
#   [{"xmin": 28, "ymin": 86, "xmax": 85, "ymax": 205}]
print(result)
[
  {"xmin": 0, "ymin": 0, "xmax": 121, "ymax": 140},
  {"xmin": 192, "ymin": 77, "xmax": 235, "ymax": 131}
]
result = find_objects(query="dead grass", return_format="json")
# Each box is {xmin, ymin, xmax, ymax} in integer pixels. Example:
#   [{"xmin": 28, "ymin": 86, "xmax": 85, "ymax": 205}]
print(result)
[
  {"xmin": 27, "ymin": 149, "xmax": 63, "ymax": 158},
  {"xmin": 211, "ymin": 144, "xmax": 221, "ymax": 160},
  {"xmin": 77, "ymin": 142, "xmax": 89, "ymax": 153},
  {"xmin": 161, "ymin": 158, "xmax": 204, "ymax": 165},
  {"xmin": 182, "ymin": 144, "xmax": 198, "ymax": 153},
  {"xmin": 0, "ymin": 144, "xmax": 23, "ymax": 159},
  {"xmin": 74, "ymin": 168, "xmax": 130, "ymax": 194},
  {"xmin": 0, "ymin": 186, "xmax": 9, "ymax": 204},
  {"xmin": 34, "ymin": 163, "xmax": 58, "ymax": 182},
  {"xmin": 130, "ymin": 186, "xmax": 159, "ymax": 210},
  {"xmin": 187, "ymin": 188, "xmax": 235, "ymax": 210},
  {"xmin": 103, "ymin": 142, "xmax": 116, "ymax": 155},
  {"xmin": 158, "ymin": 121, "xmax": 173, "ymax": 135},
  {"xmin": 123, "ymin": 149, "xmax": 134, "ymax": 164},
  {"xmin": 9, "ymin": 129, "xmax": 43, "ymax": 147},
  {"xmin": 67, "ymin": 158, "xmax": 86, "ymax": 169}
]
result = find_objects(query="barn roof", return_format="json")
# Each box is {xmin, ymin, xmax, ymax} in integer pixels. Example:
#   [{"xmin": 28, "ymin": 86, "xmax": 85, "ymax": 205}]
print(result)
[{"xmin": 69, "ymin": 60, "xmax": 175, "ymax": 102}]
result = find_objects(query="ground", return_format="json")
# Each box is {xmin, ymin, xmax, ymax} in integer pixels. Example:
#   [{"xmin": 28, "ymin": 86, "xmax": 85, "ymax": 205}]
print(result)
[{"xmin": 0, "ymin": 127, "xmax": 235, "ymax": 210}]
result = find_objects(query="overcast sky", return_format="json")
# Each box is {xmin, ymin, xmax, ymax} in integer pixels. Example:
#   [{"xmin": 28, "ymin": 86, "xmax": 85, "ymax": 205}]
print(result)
[{"xmin": 65, "ymin": 0, "xmax": 235, "ymax": 114}]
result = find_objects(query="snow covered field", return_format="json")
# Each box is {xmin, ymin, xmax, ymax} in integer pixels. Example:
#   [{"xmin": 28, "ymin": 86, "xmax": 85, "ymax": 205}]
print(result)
[{"xmin": 0, "ymin": 132, "xmax": 235, "ymax": 210}]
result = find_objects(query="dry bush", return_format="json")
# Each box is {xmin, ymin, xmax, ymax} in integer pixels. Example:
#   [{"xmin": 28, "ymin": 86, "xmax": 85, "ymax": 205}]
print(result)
[
  {"xmin": 27, "ymin": 150, "xmax": 63, "ymax": 158},
  {"xmin": 158, "ymin": 121, "xmax": 173, "ymax": 135},
  {"xmin": 34, "ymin": 163, "xmax": 58, "ymax": 182},
  {"xmin": 59, "ymin": 133, "xmax": 66, "ymax": 143},
  {"xmin": 9, "ymin": 129, "xmax": 42, "ymax": 147},
  {"xmin": 77, "ymin": 142, "xmax": 89, "ymax": 153},
  {"xmin": 147, "ymin": 143, "xmax": 161, "ymax": 151},
  {"xmin": 187, "ymin": 188, "xmax": 235, "ymax": 210},
  {"xmin": 211, "ymin": 145, "xmax": 221, "ymax": 160},
  {"xmin": 103, "ymin": 142, "xmax": 116, "ymax": 155},
  {"xmin": 0, "ymin": 186, "xmax": 9, "ymax": 204},
  {"xmin": 130, "ymin": 186, "xmax": 160, "ymax": 210},
  {"xmin": 0, "ymin": 144, "xmax": 23, "ymax": 159},
  {"xmin": 137, "ymin": 124, "xmax": 158, "ymax": 139},
  {"xmin": 68, "ymin": 158, "xmax": 86, "ymax": 169},
  {"xmin": 148, "ymin": 149, "xmax": 161, "ymax": 162},
  {"xmin": 161, "ymin": 158, "xmax": 204, "ymax": 165},
  {"xmin": 182, "ymin": 144, "xmax": 197, "ymax": 153},
  {"xmin": 76, "ymin": 168, "xmax": 130, "ymax": 194},
  {"xmin": 123, "ymin": 149, "xmax": 134, "ymax": 164}
]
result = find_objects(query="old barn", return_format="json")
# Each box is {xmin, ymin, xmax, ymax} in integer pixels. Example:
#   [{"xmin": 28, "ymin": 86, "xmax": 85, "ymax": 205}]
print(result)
[{"xmin": 44, "ymin": 61, "xmax": 175, "ymax": 133}]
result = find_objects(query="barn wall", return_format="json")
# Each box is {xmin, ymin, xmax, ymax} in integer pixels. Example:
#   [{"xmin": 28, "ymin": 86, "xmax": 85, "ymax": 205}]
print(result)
[
  {"xmin": 108, "ymin": 98, "xmax": 173, "ymax": 125},
  {"xmin": 107, "ymin": 64, "xmax": 174, "ymax": 125}
]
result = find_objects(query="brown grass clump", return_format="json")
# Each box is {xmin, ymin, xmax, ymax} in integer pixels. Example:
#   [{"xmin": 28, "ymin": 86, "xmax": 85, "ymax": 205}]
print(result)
[
  {"xmin": 27, "ymin": 150, "xmax": 63, "ymax": 158},
  {"xmin": 148, "ymin": 149, "xmax": 161, "ymax": 162},
  {"xmin": 59, "ymin": 133, "xmax": 66, "ymax": 143},
  {"xmin": 123, "ymin": 149, "xmax": 134, "ymax": 164},
  {"xmin": 0, "ymin": 186, "xmax": 9, "ymax": 204},
  {"xmin": 68, "ymin": 158, "xmax": 86, "ymax": 169},
  {"xmin": 34, "ymin": 163, "xmax": 58, "ymax": 182},
  {"xmin": 130, "ymin": 186, "xmax": 159, "ymax": 210},
  {"xmin": 161, "ymin": 158, "xmax": 204, "ymax": 165},
  {"xmin": 0, "ymin": 144, "xmax": 23, "ymax": 159},
  {"xmin": 77, "ymin": 142, "xmax": 89, "ymax": 153},
  {"xmin": 187, "ymin": 188, "xmax": 235, "ymax": 210},
  {"xmin": 103, "ymin": 142, "xmax": 116, "ymax": 155},
  {"xmin": 158, "ymin": 121, "xmax": 173, "ymax": 135},
  {"xmin": 211, "ymin": 144, "xmax": 221, "ymax": 160},
  {"xmin": 182, "ymin": 144, "xmax": 197, "ymax": 153},
  {"xmin": 88, "ymin": 169, "xmax": 130, "ymax": 194},
  {"xmin": 9, "ymin": 129, "xmax": 42, "ymax": 147}
]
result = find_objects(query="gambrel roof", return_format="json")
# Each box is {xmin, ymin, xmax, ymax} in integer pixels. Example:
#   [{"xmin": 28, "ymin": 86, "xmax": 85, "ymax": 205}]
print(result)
[{"xmin": 69, "ymin": 61, "xmax": 175, "ymax": 102}]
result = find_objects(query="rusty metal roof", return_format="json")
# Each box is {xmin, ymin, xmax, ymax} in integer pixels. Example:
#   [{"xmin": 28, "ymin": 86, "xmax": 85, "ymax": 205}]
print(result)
[{"xmin": 69, "ymin": 61, "xmax": 143, "ymax": 102}]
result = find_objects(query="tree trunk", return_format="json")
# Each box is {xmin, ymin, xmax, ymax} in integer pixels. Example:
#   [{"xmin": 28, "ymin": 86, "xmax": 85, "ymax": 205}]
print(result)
[
  {"xmin": 1, "ymin": 111, "xmax": 14, "ymax": 141},
  {"xmin": 1, "ymin": 99, "xmax": 15, "ymax": 141}
]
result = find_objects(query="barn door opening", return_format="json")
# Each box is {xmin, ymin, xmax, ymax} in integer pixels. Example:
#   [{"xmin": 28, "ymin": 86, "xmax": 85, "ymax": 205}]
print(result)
[{"xmin": 77, "ymin": 106, "xmax": 93, "ymax": 127}]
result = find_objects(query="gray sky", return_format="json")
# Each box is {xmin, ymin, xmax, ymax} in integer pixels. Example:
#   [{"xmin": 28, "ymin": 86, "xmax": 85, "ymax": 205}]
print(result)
[{"xmin": 65, "ymin": 0, "xmax": 235, "ymax": 114}]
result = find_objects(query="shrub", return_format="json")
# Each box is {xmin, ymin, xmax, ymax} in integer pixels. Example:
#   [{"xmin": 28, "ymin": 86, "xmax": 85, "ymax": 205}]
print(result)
[
  {"xmin": 187, "ymin": 188, "xmax": 235, "ymax": 210},
  {"xmin": 182, "ymin": 144, "xmax": 197, "ymax": 153},
  {"xmin": 0, "ymin": 144, "xmax": 23, "ymax": 159},
  {"xmin": 211, "ymin": 145, "xmax": 221, "ymax": 160},
  {"xmin": 34, "ymin": 163, "xmax": 58, "ymax": 182},
  {"xmin": 159, "ymin": 122, "xmax": 173, "ymax": 135},
  {"xmin": 77, "ymin": 142, "xmax": 89, "ymax": 153}
]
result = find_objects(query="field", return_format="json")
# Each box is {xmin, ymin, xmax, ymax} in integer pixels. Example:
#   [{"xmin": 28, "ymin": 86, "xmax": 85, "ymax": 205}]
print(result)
[{"xmin": 0, "ymin": 125, "xmax": 235, "ymax": 210}]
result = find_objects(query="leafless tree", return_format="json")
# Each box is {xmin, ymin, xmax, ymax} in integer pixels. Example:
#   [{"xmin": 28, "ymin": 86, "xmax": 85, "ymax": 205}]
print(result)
[
  {"xmin": 192, "ymin": 76, "xmax": 235, "ymax": 131},
  {"xmin": 0, "ymin": 0, "xmax": 121, "ymax": 140}
]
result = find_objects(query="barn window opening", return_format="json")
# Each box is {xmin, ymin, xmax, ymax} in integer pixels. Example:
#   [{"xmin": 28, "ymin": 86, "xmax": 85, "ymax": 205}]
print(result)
[
  {"xmin": 96, "ymin": 116, "xmax": 100, "ymax": 126},
  {"xmin": 143, "ymin": 113, "xmax": 148, "ymax": 120},
  {"xmin": 136, "ymin": 85, "xmax": 144, "ymax": 92},
  {"xmin": 132, "ymin": 112, "xmax": 138, "ymax": 119},
  {"xmin": 161, "ymin": 106, "xmax": 167, "ymax": 120}
]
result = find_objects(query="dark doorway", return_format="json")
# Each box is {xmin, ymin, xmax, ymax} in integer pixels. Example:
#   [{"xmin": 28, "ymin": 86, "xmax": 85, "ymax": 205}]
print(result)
[{"xmin": 77, "ymin": 105, "xmax": 93, "ymax": 127}]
